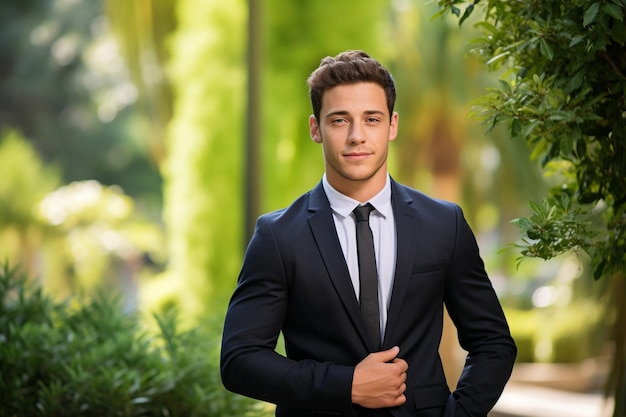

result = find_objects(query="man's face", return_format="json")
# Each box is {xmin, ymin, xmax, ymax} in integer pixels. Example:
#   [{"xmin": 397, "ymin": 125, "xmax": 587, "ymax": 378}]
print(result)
[{"xmin": 309, "ymin": 82, "xmax": 398, "ymax": 197}]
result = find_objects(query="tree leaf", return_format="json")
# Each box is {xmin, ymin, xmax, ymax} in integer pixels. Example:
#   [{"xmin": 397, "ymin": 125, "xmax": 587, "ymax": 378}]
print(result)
[
  {"xmin": 522, "ymin": 120, "xmax": 540, "ymax": 139},
  {"xmin": 583, "ymin": 3, "xmax": 601, "ymax": 26},
  {"xmin": 459, "ymin": 3, "xmax": 475, "ymax": 26},
  {"xmin": 569, "ymin": 34, "xmax": 586, "ymax": 47},
  {"xmin": 560, "ymin": 136, "xmax": 574, "ymax": 156},
  {"xmin": 474, "ymin": 21, "xmax": 498, "ymax": 35},
  {"xmin": 529, "ymin": 200, "xmax": 542, "ymax": 215},
  {"xmin": 539, "ymin": 38, "xmax": 554, "ymax": 60},
  {"xmin": 517, "ymin": 67, "xmax": 529, "ymax": 79},
  {"xmin": 430, "ymin": 8, "xmax": 449, "ymax": 21},
  {"xmin": 486, "ymin": 51, "xmax": 510, "ymax": 65},
  {"xmin": 511, "ymin": 118, "xmax": 522, "ymax": 136},
  {"xmin": 565, "ymin": 70, "xmax": 584, "ymax": 92},
  {"xmin": 603, "ymin": 3, "xmax": 624, "ymax": 21}
]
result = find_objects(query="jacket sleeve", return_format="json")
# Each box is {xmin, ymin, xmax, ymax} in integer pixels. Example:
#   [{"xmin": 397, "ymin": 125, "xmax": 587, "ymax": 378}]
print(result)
[
  {"xmin": 220, "ymin": 215, "xmax": 355, "ymax": 412},
  {"xmin": 444, "ymin": 206, "xmax": 517, "ymax": 416}
]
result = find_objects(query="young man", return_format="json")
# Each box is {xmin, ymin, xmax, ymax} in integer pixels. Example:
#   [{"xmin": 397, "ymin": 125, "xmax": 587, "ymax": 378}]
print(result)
[{"xmin": 221, "ymin": 50, "xmax": 516, "ymax": 417}]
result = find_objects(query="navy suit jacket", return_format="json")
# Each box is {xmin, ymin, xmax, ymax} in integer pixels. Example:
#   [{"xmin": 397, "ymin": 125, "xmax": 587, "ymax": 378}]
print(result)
[{"xmin": 221, "ymin": 179, "xmax": 516, "ymax": 417}]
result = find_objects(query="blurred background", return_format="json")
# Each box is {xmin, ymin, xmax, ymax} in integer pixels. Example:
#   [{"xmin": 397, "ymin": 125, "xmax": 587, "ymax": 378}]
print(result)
[{"xmin": 0, "ymin": 0, "xmax": 615, "ymax": 415}]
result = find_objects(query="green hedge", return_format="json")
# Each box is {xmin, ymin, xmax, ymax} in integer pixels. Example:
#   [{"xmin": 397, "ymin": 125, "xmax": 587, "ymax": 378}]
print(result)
[
  {"xmin": 0, "ymin": 264, "xmax": 263, "ymax": 417},
  {"xmin": 505, "ymin": 302, "xmax": 607, "ymax": 364}
]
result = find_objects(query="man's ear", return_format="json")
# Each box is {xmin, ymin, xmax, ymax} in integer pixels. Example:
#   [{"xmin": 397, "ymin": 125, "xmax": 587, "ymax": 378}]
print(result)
[
  {"xmin": 388, "ymin": 111, "xmax": 399, "ymax": 142},
  {"xmin": 309, "ymin": 115, "xmax": 322, "ymax": 143}
]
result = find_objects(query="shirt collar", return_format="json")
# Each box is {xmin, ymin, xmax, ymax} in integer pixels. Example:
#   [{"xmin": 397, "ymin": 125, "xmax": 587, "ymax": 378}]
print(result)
[{"xmin": 322, "ymin": 174, "xmax": 392, "ymax": 219}]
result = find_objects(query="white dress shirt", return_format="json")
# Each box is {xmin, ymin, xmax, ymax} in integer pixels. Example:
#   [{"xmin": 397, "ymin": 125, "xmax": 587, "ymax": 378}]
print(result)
[{"xmin": 322, "ymin": 174, "xmax": 397, "ymax": 342}]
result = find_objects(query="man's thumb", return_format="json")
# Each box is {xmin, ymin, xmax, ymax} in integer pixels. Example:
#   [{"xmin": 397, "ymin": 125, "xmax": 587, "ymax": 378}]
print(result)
[{"xmin": 376, "ymin": 345, "xmax": 400, "ymax": 362}]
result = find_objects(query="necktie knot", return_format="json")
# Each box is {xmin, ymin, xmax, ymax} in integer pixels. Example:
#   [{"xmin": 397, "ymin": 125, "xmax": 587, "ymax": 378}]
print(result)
[{"xmin": 353, "ymin": 203, "xmax": 375, "ymax": 222}]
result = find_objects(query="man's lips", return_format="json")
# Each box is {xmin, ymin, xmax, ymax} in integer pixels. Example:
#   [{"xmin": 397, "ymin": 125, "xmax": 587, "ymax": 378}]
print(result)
[{"xmin": 344, "ymin": 152, "xmax": 371, "ymax": 160}]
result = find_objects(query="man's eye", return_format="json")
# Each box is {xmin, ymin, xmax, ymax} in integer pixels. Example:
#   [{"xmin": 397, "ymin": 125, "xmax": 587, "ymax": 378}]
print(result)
[
  {"xmin": 366, "ymin": 117, "xmax": 380, "ymax": 123},
  {"xmin": 332, "ymin": 118, "xmax": 347, "ymax": 124}
]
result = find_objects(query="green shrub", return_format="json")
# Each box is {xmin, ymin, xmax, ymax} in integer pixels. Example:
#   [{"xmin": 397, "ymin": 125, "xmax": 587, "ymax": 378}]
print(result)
[
  {"xmin": 505, "ymin": 302, "xmax": 607, "ymax": 364},
  {"xmin": 540, "ymin": 302, "xmax": 606, "ymax": 364},
  {"xmin": 0, "ymin": 263, "xmax": 264, "ymax": 417}
]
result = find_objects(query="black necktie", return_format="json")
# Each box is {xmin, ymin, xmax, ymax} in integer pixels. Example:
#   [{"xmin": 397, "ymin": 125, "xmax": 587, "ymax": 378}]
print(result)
[{"xmin": 353, "ymin": 203, "xmax": 381, "ymax": 350}]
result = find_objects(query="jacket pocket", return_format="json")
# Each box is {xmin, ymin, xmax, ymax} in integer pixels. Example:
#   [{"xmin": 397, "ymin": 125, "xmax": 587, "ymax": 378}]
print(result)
[{"xmin": 412, "ymin": 383, "xmax": 450, "ymax": 410}]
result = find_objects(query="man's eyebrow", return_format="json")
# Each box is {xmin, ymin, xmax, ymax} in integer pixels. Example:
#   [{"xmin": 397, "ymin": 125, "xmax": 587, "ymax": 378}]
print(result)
[
  {"xmin": 324, "ymin": 110, "xmax": 386, "ymax": 118},
  {"xmin": 324, "ymin": 110, "xmax": 349, "ymax": 118}
]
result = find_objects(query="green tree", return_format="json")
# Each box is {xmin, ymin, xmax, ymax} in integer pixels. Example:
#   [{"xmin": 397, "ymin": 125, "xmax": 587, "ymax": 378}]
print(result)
[
  {"xmin": 155, "ymin": 0, "xmax": 247, "ymax": 315},
  {"xmin": 0, "ymin": 1, "xmax": 167, "ymax": 302},
  {"xmin": 105, "ymin": 0, "xmax": 247, "ymax": 315},
  {"xmin": 0, "ymin": 0, "xmax": 161, "ymax": 205},
  {"xmin": 436, "ymin": 0, "xmax": 626, "ymax": 414}
]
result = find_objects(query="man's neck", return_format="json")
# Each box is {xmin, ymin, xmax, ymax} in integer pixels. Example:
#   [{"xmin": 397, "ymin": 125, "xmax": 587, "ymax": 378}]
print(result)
[{"xmin": 325, "ymin": 172, "xmax": 388, "ymax": 203}]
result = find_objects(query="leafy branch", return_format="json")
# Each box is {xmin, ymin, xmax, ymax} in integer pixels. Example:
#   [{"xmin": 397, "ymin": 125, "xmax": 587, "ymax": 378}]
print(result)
[{"xmin": 509, "ymin": 192, "xmax": 595, "ymax": 265}]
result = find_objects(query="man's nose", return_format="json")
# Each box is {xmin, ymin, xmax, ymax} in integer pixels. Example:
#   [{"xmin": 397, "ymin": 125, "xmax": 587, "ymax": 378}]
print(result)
[{"xmin": 348, "ymin": 123, "xmax": 366, "ymax": 144}]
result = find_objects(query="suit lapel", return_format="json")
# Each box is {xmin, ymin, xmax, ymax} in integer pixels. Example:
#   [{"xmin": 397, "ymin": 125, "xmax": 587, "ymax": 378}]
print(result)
[
  {"xmin": 383, "ymin": 181, "xmax": 419, "ymax": 347},
  {"xmin": 307, "ymin": 183, "xmax": 372, "ymax": 350}
]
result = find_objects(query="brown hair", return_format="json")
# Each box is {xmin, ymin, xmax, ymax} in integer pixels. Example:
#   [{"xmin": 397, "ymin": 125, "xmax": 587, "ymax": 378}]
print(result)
[{"xmin": 306, "ymin": 50, "xmax": 396, "ymax": 122}]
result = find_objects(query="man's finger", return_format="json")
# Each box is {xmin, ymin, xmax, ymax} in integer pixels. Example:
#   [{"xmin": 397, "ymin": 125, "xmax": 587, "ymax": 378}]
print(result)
[{"xmin": 374, "ymin": 345, "xmax": 400, "ymax": 362}]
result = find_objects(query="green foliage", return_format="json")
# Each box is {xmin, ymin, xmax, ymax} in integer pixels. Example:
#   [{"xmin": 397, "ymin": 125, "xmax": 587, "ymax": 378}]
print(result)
[
  {"xmin": 161, "ymin": 0, "xmax": 247, "ymax": 315},
  {"xmin": 505, "ymin": 302, "xmax": 606, "ymax": 363},
  {"xmin": 0, "ymin": 131, "xmax": 164, "ymax": 299},
  {"xmin": 436, "ymin": 1, "xmax": 626, "ymax": 413},
  {"xmin": 510, "ymin": 193, "xmax": 594, "ymax": 263},
  {"xmin": 436, "ymin": 0, "xmax": 626, "ymax": 281},
  {"xmin": 545, "ymin": 302, "xmax": 606, "ymax": 363},
  {"xmin": 34, "ymin": 180, "xmax": 165, "ymax": 297},
  {"xmin": 0, "ymin": 129, "xmax": 60, "ymax": 229},
  {"xmin": 0, "ymin": 263, "xmax": 262, "ymax": 417},
  {"xmin": 0, "ymin": 1, "xmax": 162, "ymax": 204},
  {"xmin": 0, "ymin": 129, "xmax": 60, "ymax": 274},
  {"xmin": 432, "ymin": 0, "xmax": 480, "ymax": 26}
]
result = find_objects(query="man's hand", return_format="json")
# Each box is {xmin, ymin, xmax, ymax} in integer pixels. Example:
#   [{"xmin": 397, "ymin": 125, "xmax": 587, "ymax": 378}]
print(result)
[{"xmin": 352, "ymin": 346, "xmax": 408, "ymax": 409}]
